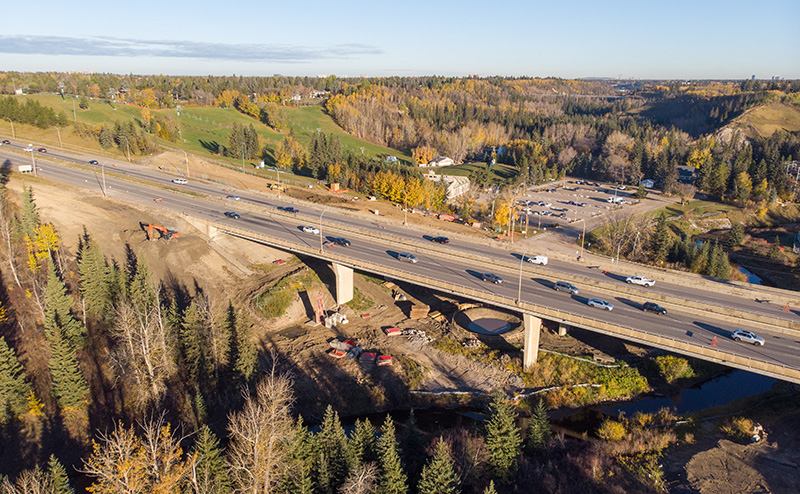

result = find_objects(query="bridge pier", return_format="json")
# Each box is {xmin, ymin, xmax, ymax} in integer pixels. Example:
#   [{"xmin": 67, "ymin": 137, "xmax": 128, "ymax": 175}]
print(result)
[
  {"xmin": 522, "ymin": 313, "xmax": 542, "ymax": 371},
  {"xmin": 331, "ymin": 263, "xmax": 354, "ymax": 305},
  {"xmin": 558, "ymin": 323, "xmax": 570, "ymax": 337}
]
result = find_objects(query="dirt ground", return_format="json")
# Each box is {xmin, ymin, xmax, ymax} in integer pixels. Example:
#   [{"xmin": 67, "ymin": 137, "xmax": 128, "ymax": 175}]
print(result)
[{"xmin": 14, "ymin": 150, "xmax": 800, "ymax": 493}]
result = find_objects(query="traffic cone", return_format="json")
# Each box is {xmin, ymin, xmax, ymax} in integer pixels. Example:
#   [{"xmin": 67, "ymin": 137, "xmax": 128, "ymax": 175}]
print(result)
[{"xmin": 710, "ymin": 336, "xmax": 718, "ymax": 347}]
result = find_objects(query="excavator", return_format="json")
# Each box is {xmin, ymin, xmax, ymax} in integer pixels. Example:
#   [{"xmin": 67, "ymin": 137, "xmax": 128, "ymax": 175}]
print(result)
[{"xmin": 147, "ymin": 224, "xmax": 180, "ymax": 240}]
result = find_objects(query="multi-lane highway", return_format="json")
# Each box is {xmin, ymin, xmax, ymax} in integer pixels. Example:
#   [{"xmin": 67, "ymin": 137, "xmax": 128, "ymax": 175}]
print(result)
[{"xmin": 2, "ymin": 142, "xmax": 800, "ymax": 381}]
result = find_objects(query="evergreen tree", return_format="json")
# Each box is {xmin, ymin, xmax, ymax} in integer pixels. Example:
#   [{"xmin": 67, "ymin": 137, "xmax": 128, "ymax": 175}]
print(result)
[
  {"xmin": 226, "ymin": 303, "xmax": 257, "ymax": 383},
  {"xmin": 286, "ymin": 416, "xmax": 316, "ymax": 494},
  {"xmin": 20, "ymin": 185, "xmax": 40, "ymax": 240},
  {"xmin": 483, "ymin": 480, "xmax": 497, "ymax": 494},
  {"xmin": 47, "ymin": 322, "xmax": 89, "ymax": 411},
  {"xmin": 690, "ymin": 241, "xmax": 710, "ymax": 274},
  {"xmin": 768, "ymin": 235, "xmax": 782, "ymax": 259},
  {"xmin": 376, "ymin": 415, "xmax": 408, "ymax": 494},
  {"xmin": 727, "ymin": 223, "xmax": 745, "ymax": 249},
  {"xmin": 47, "ymin": 455, "xmax": 74, "ymax": 494},
  {"xmin": 348, "ymin": 418, "xmax": 377, "ymax": 471},
  {"xmin": 484, "ymin": 393, "xmax": 521, "ymax": 484},
  {"xmin": 78, "ymin": 238, "xmax": 111, "ymax": 318},
  {"xmin": 180, "ymin": 301, "xmax": 206, "ymax": 385},
  {"xmin": 650, "ymin": 214, "xmax": 671, "ymax": 263},
  {"xmin": 416, "ymin": 441, "xmax": 460, "ymax": 494},
  {"xmin": 98, "ymin": 125, "xmax": 115, "ymax": 149},
  {"xmin": 0, "ymin": 336, "xmax": 32, "ymax": 424},
  {"xmin": 401, "ymin": 411, "xmax": 425, "ymax": 484},
  {"xmin": 526, "ymin": 399, "xmax": 551, "ymax": 452},
  {"xmin": 190, "ymin": 425, "xmax": 231, "ymax": 494},
  {"xmin": 315, "ymin": 405, "xmax": 349, "ymax": 492},
  {"xmin": 44, "ymin": 262, "xmax": 85, "ymax": 346}
]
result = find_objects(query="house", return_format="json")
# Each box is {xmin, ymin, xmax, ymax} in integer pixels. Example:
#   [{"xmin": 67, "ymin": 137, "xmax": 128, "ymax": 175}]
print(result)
[
  {"xmin": 424, "ymin": 171, "xmax": 470, "ymax": 200},
  {"xmin": 429, "ymin": 156, "xmax": 454, "ymax": 167},
  {"xmin": 641, "ymin": 179, "xmax": 655, "ymax": 189}
]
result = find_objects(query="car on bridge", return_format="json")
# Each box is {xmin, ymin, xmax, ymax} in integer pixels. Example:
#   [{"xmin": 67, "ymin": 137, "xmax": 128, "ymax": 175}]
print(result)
[
  {"xmin": 0, "ymin": 140, "xmax": 9, "ymax": 145},
  {"xmin": 224, "ymin": 211, "xmax": 240, "ymax": 219},
  {"xmin": 332, "ymin": 237, "xmax": 351, "ymax": 247},
  {"xmin": 431, "ymin": 236, "xmax": 450, "ymax": 244},
  {"xmin": 37, "ymin": 147, "xmax": 47, "ymax": 153},
  {"xmin": 731, "ymin": 329, "xmax": 765, "ymax": 346},
  {"xmin": 642, "ymin": 302, "xmax": 667, "ymax": 314},
  {"xmin": 626, "ymin": 275, "xmax": 655, "ymax": 287},
  {"xmin": 226, "ymin": 195, "xmax": 241, "ymax": 200},
  {"xmin": 526, "ymin": 255, "xmax": 548, "ymax": 265},
  {"xmin": 172, "ymin": 178, "xmax": 188, "ymax": 185},
  {"xmin": 588, "ymin": 298, "xmax": 614, "ymax": 311},
  {"xmin": 279, "ymin": 206, "xmax": 299, "ymax": 213},
  {"xmin": 302, "ymin": 226, "xmax": 320, "ymax": 235},
  {"xmin": 482, "ymin": 273, "xmax": 503, "ymax": 284},
  {"xmin": 89, "ymin": 160, "xmax": 99, "ymax": 165},
  {"xmin": 397, "ymin": 252, "xmax": 418, "ymax": 263},
  {"xmin": 553, "ymin": 281, "xmax": 579, "ymax": 294}
]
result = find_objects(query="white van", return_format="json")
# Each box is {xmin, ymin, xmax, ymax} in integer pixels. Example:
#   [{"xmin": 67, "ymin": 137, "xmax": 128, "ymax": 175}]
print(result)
[{"xmin": 607, "ymin": 196, "xmax": 626, "ymax": 204}]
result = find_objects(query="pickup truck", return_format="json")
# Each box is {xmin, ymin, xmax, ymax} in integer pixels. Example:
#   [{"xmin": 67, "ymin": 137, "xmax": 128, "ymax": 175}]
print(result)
[{"xmin": 626, "ymin": 275, "xmax": 655, "ymax": 287}]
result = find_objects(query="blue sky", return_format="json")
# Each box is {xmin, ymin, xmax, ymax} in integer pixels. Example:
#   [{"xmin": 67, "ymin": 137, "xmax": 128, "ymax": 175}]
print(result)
[{"xmin": 1, "ymin": 0, "xmax": 797, "ymax": 79}]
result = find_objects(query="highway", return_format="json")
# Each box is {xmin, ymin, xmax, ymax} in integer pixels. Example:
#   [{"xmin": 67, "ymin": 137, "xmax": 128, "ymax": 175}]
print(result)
[{"xmin": 2, "ymin": 143, "xmax": 800, "ymax": 381}]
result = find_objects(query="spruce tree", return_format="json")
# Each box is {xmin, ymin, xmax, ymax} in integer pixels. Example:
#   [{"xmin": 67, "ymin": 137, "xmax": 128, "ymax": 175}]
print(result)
[
  {"xmin": 416, "ymin": 441, "xmax": 460, "ymax": 494},
  {"xmin": 20, "ymin": 185, "xmax": 40, "ymax": 240},
  {"xmin": 376, "ymin": 415, "xmax": 408, "ymax": 494},
  {"xmin": 181, "ymin": 301, "xmax": 206, "ymax": 385},
  {"xmin": 484, "ymin": 393, "xmax": 521, "ymax": 484},
  {"xmin": 47, "ymin": 455, "xmax": 74, "ymax": 494},
  {"xmin": 47, "ymin": 322, "xmax": 89, "ymax": 411},
  {"xmin": 401, "ymin": 411, "xmax": 424, "ymax": 484},
  {"xmin": 727, "ymin": 223, "xmax": 745, "ymax": 249},
  {"xmin": 348, "ymin": 418, "xmax": 377, "ymax": 470},
  {"xmin": 316, "ymin": 405, "xmax": 349, "ymax": 492},
  {"xmin": 44, "ymin": 262, "xmax": 85, "ymax": 346},
  {"xmin": 650, "ymin": 214, "xmax": 671, "ymax": 263},
  {"xmin": 191, "ymin": 425, "xmax": 231, "ymax": 494},
  {"xmin": 768, "ymin": 235, "xmax": 782, "ymax": 259},
  {"xmin": 526, "ymin": 399, "xmax": 551, "ymax": 452},
  {"xmin": 287, "ymin": 416, "xmax": 316, "ymax": 494},
  {"xmin": 227, "ymin": 303, "xmax": 257, "ymax": 383},
  {"xmin": 78, "ymin": 238, "xmax": 111, "ymax": 318},
  {"xmin": 0, "ymin": 336, "xmax": 32, "ymax": 424}
]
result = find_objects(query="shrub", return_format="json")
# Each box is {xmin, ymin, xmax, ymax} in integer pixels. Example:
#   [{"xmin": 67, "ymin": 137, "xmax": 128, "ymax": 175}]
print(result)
[
  {"xmin": 654, "ymin": 355, "xmax": 695, "ymax": 383},
  {"xmin": 720, "ymin": 416, "xmax": 755, "ymax": 440},
  {"xmin": 597, "ymin": 420, "xmax": 626, "ymax": 442}
]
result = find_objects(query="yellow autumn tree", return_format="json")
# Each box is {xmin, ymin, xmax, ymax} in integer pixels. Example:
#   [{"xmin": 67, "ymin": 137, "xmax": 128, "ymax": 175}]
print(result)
[
  {"xmin": 214, "ymin": 89, "xmax": 240, "ymax": 108},
  {"xmin": 412, "ymin": 145, "xmax": 436, "ymax": 165}
]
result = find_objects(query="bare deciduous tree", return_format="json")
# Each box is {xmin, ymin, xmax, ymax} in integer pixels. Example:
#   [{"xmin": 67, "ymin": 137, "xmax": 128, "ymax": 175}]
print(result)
[
  {"xmin": 226, "ymin": 366, "xmax": 296, "ymax": 494},
  {"xmin": 339, "ymin": 463, "xmax": 378, "ymax": 494}
]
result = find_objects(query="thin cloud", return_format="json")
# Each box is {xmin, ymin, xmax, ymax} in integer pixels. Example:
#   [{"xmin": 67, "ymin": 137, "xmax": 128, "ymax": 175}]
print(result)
[{"xmin": 0, "ymin": 35, "xmax": 381, "ymax": 62}]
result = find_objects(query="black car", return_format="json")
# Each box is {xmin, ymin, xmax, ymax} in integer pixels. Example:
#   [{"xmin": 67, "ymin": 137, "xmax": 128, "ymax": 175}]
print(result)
[
  {"xmin": 431, "ymin": 236, "xmax": 450, "ymax": 244},
  {"xmin": 332, "ymin": 237, "xmax": 351, "ymax": 247},
  {"xmin": 279, "ymin": 206, "xmax": 299, "ymax": 213},
  {"xmin": 37, "ymin": 147, "xmax": 47, "ymax": 153},
  {"xmin": 482, "ymin": 273, "xmax": 503, "ymax": 284},
  {"xmin": 224, "ymin": 211, "xmax": 241, "ymax": 219},
  {"xmin": 642, "ymin": 302, "xmax": 667, "ymax": 314},
  {"xmin": 1, "ymin": 140, "xmax": 10, "ymax": 145},
  {"xmin": 89, "ymin": 160, "xmax": 99, "ymax": 165}
]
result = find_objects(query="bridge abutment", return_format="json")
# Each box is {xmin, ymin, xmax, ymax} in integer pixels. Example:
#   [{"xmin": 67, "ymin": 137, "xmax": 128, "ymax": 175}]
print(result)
[
  {"xmin": 331, "ymin": 263, "xmax": 354, "ymax": 305},
  {"xmin": 522, "ymin": 313, "xmax": 542, "ymax": 370},
  {"xmin": 558, "ymin": 323, "xmax": 570, "ymax": 337}
]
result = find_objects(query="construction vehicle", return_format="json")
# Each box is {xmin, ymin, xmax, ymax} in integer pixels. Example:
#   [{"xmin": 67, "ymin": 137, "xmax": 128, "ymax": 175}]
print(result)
[
  {"xmin": 147, "ymin": 224, "xmax": 180, "ymax": 240},
  {"xmin": 268, "ymin": 183, "xmax": 286, "ymax": 192}
]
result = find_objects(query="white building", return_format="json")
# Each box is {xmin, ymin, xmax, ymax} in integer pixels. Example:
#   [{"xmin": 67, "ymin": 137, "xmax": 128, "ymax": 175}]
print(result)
[
  {"xmin": 641, "ymin": 179, "xmax": 655, "ymax": 189},
  {"xmin": 424, "ymin": 171, "xmax": 470, "ymax": 200}
]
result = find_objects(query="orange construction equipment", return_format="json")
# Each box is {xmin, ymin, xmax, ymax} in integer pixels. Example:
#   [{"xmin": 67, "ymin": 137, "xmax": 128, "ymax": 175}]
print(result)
[
  {"xmin": 710, "ymin": 336, "xmax": 718, "ymax": 347},
  {"xmin": 147, "ymin": 224, "xmax": 180, "ymax": 240}
]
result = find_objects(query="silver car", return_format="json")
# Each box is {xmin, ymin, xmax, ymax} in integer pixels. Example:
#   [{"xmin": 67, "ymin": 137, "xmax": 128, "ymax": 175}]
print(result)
[
  {"xmin": 731, "ymin": 329, "xmax": 765, "ymax": 346},
  {"xmin": 588, "ymin": 298, "xmax": 614, "ymax": 311},
  {"xmin": 397, "ymin": 252, "xmax": 418, "ymax": 263}
]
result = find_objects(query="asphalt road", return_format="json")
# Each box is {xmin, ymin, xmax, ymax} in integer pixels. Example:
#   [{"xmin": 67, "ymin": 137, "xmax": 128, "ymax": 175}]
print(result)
[{"xmin": 2, "ymin": 145, "xmax": 800, "ymax": 378}]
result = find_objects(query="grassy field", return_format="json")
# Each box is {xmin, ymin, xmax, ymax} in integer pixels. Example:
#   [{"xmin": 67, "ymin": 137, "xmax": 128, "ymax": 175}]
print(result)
[
  {"xmin": 732, "ymin": 102, "xmax": 800, "ymax": 137},
  {"xmin": 661, "ymin": 200, "xmax": 739, "ymax": 218},
  {"xmin": 2, "ymin": 94, "xmax": 410, "ymax": 167},
  {"xmin": 437, "ymin": 161, "xmax": 518, "ymax": 183}
]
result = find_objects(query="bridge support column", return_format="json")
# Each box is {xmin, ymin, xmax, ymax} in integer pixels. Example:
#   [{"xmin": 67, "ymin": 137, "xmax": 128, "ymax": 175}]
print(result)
[
  {"xmin": 331, "ymin": 263, "xmax": 354, "ymax": 305},
  {"xmin": 558, "ymin": 323, "xmax": 570, "ymax": 337},
  {"xmin": 522, "ymin": 313, "xmax": 542, "ymax": 371}
]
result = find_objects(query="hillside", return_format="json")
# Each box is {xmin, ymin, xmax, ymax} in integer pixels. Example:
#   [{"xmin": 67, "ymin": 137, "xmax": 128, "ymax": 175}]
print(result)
[
  {"xmin": 12, "ymin": 94, "xmax": 411, "ymax": 165},
  {"xmin": 725, "ymin": 102, "xmax": 800, "ymax": 138}
]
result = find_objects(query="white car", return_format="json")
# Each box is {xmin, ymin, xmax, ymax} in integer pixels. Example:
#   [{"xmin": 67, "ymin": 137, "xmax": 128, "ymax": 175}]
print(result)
[
  {"xmin": 172, "ymin": 178, "xmax": 188, "ymax": 185},
  {"xmin": 626, "ymin": 275, "xmax": 655, "ymax": 287},
  {"xmin": 731, "ymin": 329, "xmax": 765, "ymax": 346},
  {"xmin": 302, "ymin": 226, "xmax": 320, "ymax": 235},
  {"xmin": 526, "ymin": 255, "xmax": 548, "ymax": 265},
  {"xmin": 588, "ymin": 299, "xmax": 614, "ymax": 311}
]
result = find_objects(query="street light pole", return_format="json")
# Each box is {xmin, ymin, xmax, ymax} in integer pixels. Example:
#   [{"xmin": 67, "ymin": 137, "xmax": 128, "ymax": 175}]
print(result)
[
  {"xmin": 403, "ymin": 189, "xmax": 408, "ymax": 226},
  {"xmin": 101, "ymin": 162, "xmax": 107, "ymax": 197},
  {"xmin": 182, "ymin": 151, "xmax": 189, "ymax": 177},
  {"xmin": 517, "ymin": 247, "xmax": 529, "ymax": 304},
  {"xmin": 4, "ymin": 118, "xmax": 14, "ymax": 138},
  {"xmin": 319, "ymin": 207, "xmax": 328, "ymax": 252},
  {"xmin": 56, "ymin": 127, "xmax": 63, "ymax": 150},
  {"xmin": 579, "ymin": 218, "xmax": 586, "ymax": 261},
  {"xmin": 30, "ymin": 149, "xmax": 37, "ymax": 178},
  {"xmin": 241, "ymin": 143, "xmax": 245, "ymax": 173}
]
